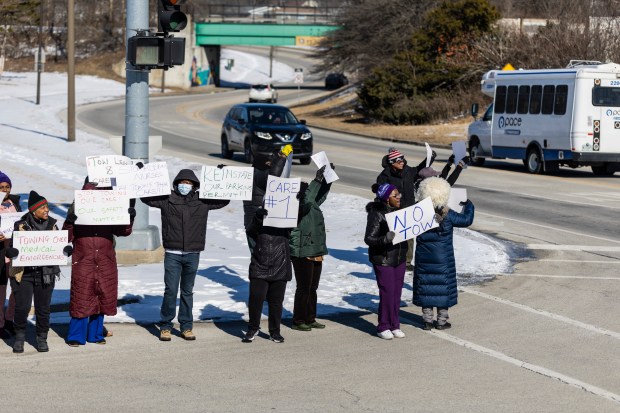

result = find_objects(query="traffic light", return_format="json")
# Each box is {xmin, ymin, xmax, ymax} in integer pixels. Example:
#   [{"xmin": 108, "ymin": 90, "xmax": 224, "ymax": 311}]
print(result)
[
  {"xmin": 158, "ymin": 0, "xmax": 187, "ymax": 33},
  {"xmin": 128, "ymin": 35, "xmax": 185, "ymax": 70}
]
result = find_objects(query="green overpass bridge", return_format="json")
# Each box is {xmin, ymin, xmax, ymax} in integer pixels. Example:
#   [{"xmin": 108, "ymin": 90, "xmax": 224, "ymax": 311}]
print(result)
[{"xmin": 194, "ymin": 22, "xmax": 337, "ymax": 86}]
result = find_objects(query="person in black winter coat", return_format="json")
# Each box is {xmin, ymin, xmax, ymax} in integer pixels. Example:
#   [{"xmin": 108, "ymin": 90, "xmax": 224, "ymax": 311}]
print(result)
[
  {"xmin": 364, "ymin": 183, "xmax": 408, "ymax": 340},
  {"xmin": 0, "ymin": 170, "xmax": 20, "ymax": 339},
  {"xmin": 142, "ymin": 168, "xmax": 230, "ymax": 342},
  {"xmin": 7, "ymin": 191, "xmax": 72, "ymax": 353},
  {"xmin": 376, "ymin": 147, "xmax": 435, "ymax": 271},
  {"xmin": 412, "ymin": 177, "xmax": 475, "ymax": 331},
  {"xmin": 242, "ymin": 147, "xmax": 289, "ymax": 253}
]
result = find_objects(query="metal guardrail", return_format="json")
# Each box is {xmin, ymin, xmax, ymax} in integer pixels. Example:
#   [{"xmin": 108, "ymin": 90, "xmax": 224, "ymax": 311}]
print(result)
[{"xmin": 195, "ymin": 2, "xmax": 341, "ymax": 25}]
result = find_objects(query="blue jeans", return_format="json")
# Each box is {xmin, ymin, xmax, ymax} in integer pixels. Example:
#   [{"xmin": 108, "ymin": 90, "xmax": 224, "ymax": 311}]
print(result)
[
  {"xmin": 67, "ymin": 314, "xmax": 104, "ymax": 344},
  {"xmin": 160, "ymin": 252, "xmax": 200, "ymax": 332}
]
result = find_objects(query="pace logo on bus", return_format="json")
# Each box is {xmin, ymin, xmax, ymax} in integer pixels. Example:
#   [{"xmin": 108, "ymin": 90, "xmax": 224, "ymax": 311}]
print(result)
[
  {"xmin": 498, "ymin": 116, "xmax": 522, "ymax": 129},
  {"xmin": 605, "ymin": 109, "xmax": 620, "ymax": 116}
]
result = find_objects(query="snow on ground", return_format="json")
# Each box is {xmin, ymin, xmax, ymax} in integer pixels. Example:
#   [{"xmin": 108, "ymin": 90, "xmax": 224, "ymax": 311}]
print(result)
[{"xmin": 0, "ymin": 52, "xmax": 512, "ymax": 325}]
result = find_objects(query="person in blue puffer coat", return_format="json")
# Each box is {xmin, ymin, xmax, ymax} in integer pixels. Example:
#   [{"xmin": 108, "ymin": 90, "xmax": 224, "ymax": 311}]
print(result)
[{"xmin": 412, "ymin": 177, "xmax": 474, "ymax": 331}]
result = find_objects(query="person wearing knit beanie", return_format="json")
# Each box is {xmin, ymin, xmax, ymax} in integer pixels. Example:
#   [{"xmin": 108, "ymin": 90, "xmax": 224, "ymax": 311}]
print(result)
[
  {"xmin": 0, "ymin": 171, "xmax": 12, "ymax": 190},
  {"xmin": 28, "ymin": 190, "xmax": 48, "ymax": 213},
  {"xmin": 0, "ymin": 170, "xmax": 20, "ymax": 340},
  {"xmin": 375, "ymin": 183, "xmax": 397, "ymax": 203}
]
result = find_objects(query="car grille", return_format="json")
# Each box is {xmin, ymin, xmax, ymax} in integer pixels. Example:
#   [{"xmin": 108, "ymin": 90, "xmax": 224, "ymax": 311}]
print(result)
[{"xmin": 274, "ymin": 133, "xmax": 298, "ymax": 143}]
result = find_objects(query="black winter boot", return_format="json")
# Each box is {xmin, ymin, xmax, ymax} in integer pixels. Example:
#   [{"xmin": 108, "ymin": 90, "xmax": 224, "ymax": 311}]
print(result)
[
  {"xmin": 36, "ymin": 334, "xmax": 49, "ymax": 352},
  {"xmin": 13, "ymin": 330, "xmax": 25, "ymax": 354}
]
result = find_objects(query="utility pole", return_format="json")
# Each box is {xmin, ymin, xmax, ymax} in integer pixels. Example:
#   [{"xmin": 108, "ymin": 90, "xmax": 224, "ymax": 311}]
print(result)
[
  {"xmin": 67, "ymin": 0, "xmax": 75, "ymax": 141},
  {"xmin": 118, "ymin": 0, "xmax": 161, "ymax": 251},
  {"xmin": 35, "ymin": 0, "xmax": 43, "ymax": 105},
  {"xmin": 269, "ymin": 46, "xmax": 274, "ymax": 79}
]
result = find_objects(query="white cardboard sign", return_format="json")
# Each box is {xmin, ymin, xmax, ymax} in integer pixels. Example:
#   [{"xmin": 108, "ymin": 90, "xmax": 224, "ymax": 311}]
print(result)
[
  {"xmin": 85, "ymin": 155, "xmax": 134, "ymax": 187},
  {"xmin": 452, "ymin": 141, "xmax": 468, "ymax": 168},
  {"xmin": 310, "ymin": 151, "xmax": 339, "ymax": 183},
  {"xmin": 74, "ymin": 190, "xmax": 130, "ymax": 225},
  {"xmin": 199, "ymin": 166, "xmax": 254, "ymax": 200},
  {"xmin": 12, "ymin": 230, "xmax": 69, "ymax": 267},
  {"xmin": 0, "ymin": 212, "xmax": 24, "ymax": 239},
  {"xmin": 114, "ymin": 161, "xmax": 171, "ymax": 198},
  {"xmin": 447, "ymin": 188, "xmax": 468, "ymax": 213},
  {"xmin": 262, "ymin": 175, "xmax": 300, "ymax": 228},
  {"xmin": 384, "ymin": 197, "xmax": 439, "ymax": 244},
  {"xmin": 425, "ymin": 143, "xmax": 433, "ymax": 168}
]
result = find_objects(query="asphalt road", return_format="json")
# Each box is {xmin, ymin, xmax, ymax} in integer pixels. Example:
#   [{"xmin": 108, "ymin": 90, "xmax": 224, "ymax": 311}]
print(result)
[{"xmin": 5, "ymin": 58, "xmax": 620, "ymax": 411}]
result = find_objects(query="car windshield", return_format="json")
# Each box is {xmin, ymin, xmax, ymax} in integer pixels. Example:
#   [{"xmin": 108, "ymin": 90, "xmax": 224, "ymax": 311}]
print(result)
[
  {"xmin": 252, "ymin": 85, "xmax": 268, "ymax": 90},
  {"xmin": 249, "ymin": 108, "xmax": 298, "ymax": 125}
]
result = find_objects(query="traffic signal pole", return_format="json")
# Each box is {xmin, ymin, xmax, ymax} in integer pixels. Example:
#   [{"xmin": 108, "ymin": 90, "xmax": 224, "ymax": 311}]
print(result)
[{"xmin": 118, "ymin": 0, "xmax": 161, "ymax": 251}]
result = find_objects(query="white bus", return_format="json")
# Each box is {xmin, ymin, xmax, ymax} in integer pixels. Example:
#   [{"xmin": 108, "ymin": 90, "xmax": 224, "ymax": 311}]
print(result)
[{"xmin": 467, "ymin": 61, "xmax": 620, "ymax": 175}]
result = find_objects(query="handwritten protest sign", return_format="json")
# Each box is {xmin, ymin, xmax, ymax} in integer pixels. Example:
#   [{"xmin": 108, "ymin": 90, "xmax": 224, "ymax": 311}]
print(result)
[
  {"xmin": 0, "ymin": 212, "xmax": 24, "ymax": 239},
  {"xmin": 384, "ymin": 197, "xmax": 438, "ymax": 244},
  {"xmin": 311, "ymin": 151, "xmax": 339, "ymax": 183},
  {"xmin": 114, "ymin": 161, "xmax": 171, "ymax": 198},
  {"xmin": 263, "ymin": 175, "xmax": 300, "ymax": 228},
  {"xmin": 12, "ymin": 230, "xmax": 69, "ymax": 267},
  {"xmin": 199, "ymin": 166, "xmax": 253, "ymax": 200},
  {"xmin": 86, "ymin": 155, "xmax": 134, "ymax": 186},
  {"xmin": 74, "ymin": 190, "xmax": 130, "ymax": 225},
  {"xmin": 447, "ymin": 188, "xmax": 467, "ymax": 213}
]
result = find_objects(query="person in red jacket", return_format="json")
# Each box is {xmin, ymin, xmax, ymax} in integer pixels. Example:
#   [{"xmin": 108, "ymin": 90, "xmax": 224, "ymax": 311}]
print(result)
[{"xmin": 63, "ymin": 179, "xmax": 135, "ymax": 346}]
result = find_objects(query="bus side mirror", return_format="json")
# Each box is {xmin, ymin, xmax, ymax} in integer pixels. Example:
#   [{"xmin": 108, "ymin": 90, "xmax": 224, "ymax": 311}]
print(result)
[{"xmin": 471, "ymin": 103, "xmax": 479, "ymax": 120}]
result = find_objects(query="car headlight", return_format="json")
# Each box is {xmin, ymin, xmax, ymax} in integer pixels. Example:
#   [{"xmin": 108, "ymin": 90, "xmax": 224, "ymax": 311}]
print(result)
[
  {"xmin": 255, "ymin": 131, "xmax": 272, "ymax": 140},
  {"xmin": 301, "ymin": 132, "xmax": 312, "ymax": 140}
]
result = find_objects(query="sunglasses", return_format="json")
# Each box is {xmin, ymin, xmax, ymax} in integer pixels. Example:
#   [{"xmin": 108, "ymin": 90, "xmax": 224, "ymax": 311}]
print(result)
[{"xmin": 389, "ymin": 157, "xmax": 404, "ymax": 164}]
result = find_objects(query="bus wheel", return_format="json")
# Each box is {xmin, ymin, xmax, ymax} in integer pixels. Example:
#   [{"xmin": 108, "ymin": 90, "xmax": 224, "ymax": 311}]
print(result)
[
  {"xmin": 525, "ymin": 147, "xmax": 543, "ymax": 174},
  {"xmin": 468, "ymin": 138, "xmax": 485, "ymax": 166},
  {"xmin": 591, "ymin": 164, "xmax": 616, "ymax": 176}
]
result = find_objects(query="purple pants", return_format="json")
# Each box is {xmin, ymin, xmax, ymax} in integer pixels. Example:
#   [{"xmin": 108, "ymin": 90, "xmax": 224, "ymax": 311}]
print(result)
[{"xmin": 373, "ymin": 262, "xmax": 406, "ymax": 332}]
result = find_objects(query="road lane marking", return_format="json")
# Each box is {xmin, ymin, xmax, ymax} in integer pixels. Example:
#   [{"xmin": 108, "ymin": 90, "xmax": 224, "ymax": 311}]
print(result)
[
  {"xmin": 538, "ymin": 259, "xmax": 620, "ymax": 264},
  {"xmin": 461, "ymin": 287, "xmax": 620, "ymax": 340},
  {"xmin": 478, "ymin": 211, "xmax": 620, "ymax": 244},
  {"xmin": 496, "ymin": 273, "xmax": 620, "ymax": 280},
  {"xmin": 527, "ymin": 244, "xmax": 620, "ymax": 252},
  {"xmin": 432, "ymin": 331, "xmax": 620, "ymax": 405}
]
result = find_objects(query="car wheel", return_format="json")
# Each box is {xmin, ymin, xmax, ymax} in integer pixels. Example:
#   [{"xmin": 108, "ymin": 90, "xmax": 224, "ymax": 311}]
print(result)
[
  {"xmin": 299, "ymin": 157, "xmax": 312, "ymax": 165},
  {"xmin": 525, "ymin": 147, "xmax": 543, "ymax": 174},
  {"xmin": 221, "ymin": 136, "xmax": 233, "ymax": 159},
  {"xmin": 468, "ymin": 137, "xmax": 485, "ymax": 167},
  {"xmin": 591, "ymin": 164, "xmax": 616, "ymax": 176},
  {"xmin": 244, "ymin": 139, "xmax": 254, "ymax": 164}
]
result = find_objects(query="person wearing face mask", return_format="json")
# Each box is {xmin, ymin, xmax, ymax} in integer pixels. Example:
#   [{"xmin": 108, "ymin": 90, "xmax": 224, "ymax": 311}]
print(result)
[
  {"xmin": 141, "ymin": 168, "xmax": 230, "ymax": 342},
  {"xmin": 6, "ymin": 191, "xmax": 71, "ymax": 353},
  {"xmin": 63, "ymin": 178, "xmax": 135, "ymax": 347},
  {"xmin": 365, "ymin": 183, "xmax": 408, "ymax": 340},
  {"xmin": 0, "ymin": 171, "xmax": 20, "ymax": 339}
]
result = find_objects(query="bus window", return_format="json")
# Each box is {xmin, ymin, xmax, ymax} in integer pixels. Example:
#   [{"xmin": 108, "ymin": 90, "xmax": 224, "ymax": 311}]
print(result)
[
  {"xmin": 592, "ymin": 87, "xmax": 620, "ymax": 106},
  {"xmin": 541, "ymin": 85, "xmax": 555, "ymax": 114},
  {"xmin": 494, "ymin": 86, "xmax": 507, "ymax": 113},
  {"xmin": 529, "ymin": 85, "xmax": 542, "ymax": 114},
  {"xmin": 505, "ymin": 85, "xmax": 518, "ymax": 114},
  {"xmin": 517, "ymin": 85, "xmax": 530, "ymax": 114},
  {"xmin": 554, "ymin": 85, "xmax": 568, "ymax": 115}
]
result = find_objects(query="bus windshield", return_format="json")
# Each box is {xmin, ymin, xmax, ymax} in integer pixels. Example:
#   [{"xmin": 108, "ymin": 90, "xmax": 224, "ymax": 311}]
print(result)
[{"xmin": 592, "ymin": 87, "xmax": 620, "ymax": 107}]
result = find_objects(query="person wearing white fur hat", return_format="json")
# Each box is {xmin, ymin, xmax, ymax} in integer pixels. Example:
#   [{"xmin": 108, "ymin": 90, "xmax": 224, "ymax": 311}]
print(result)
[{"xmin": 412, "ymin": 177, "xmax": 474, "ymax": 330}]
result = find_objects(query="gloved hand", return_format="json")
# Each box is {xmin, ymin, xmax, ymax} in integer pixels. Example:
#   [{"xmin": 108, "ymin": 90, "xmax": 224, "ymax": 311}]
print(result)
[
  {"xmin": 385, "ymin": 231, "xmax": 396, "ymax": 243},
  {"xmin": 5, "ymin": 247, "xmax": 19, "ymax": 259},
  {"xmin": 63, "ymin": 245, "xmax": 73, "ymax": 257},
  {"xmin": 135, "ymin": 162, "xmax": 144, "ymax": 169},
  {"xmin": 83, "ymin": 183, "xmax": 98, "ymax": 191},
  {"xmin": 330, "ymin": 162, "xmax": 335, "ymax": 170},
  {"xmin": 461, "ymin": 156, "xmax": 471, "ymax": 165},
  {"xmin": 65, "ymin": 212, "xmax": 78, "ymax": 225},
  {"xmin": 129, "ymin": 198, "xmax": 136, "ymax": 208},
  {"xmin": 448, "ymin": 154, "xmax": 455, "ymax": 164},
  {"xmin": 431, "ymin": 150, "xmax": 437, "ymax": 163},
  {"xmin": 315, "ymin": 165, "xmax": 326, "ymax": 182},
  {"xmin": 217, "ymin": 164, "xmax": 225, "ymax": 169},
  {"xmin": 255, "ymin": 208, "xmax": 268, "ymax": 219},
  {"xmin": 280, "ymin": 144, "xmax": 293, "ymax": 157},
  {"xmin": 459, "ymin": 200, "xmax": 469, "ymax": 206},
  {"xmin": 128, "ymin": 207, "xmax": 136, "ymax": 219}
]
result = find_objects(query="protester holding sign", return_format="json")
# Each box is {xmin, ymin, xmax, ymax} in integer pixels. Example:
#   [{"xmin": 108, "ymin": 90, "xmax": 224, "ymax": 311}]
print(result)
[
  {"xmin": 0, "ymin": 171, "xmax": 20, "ymax": 339},
  {"xmin": 376, "ymin": 147, "xmax": 435, "ymax": 271},
  {"xmin": 5, "ymin": 191, "xmax": 70, "ymax": 353},
  {"xmin": 364, "ymin": 183, "xmax": 408, "ymax": 340},
  {"xmin": 289, "ymin": 165, "xmax": 333, "ymax": 331},
  {"xmin": 416, "ymin": 154, "xmax": 470, "ymax": 188},
  {"xmin": 412, "ymin": 177, "xmax": 474, "ymax": 330},
  {"xmin": 141, "ymin": 168, "xmax": 229, "ymax": 342},
  {"xmin": 63, "ymin": 179, "xmax": 135, "ymax": 347}
]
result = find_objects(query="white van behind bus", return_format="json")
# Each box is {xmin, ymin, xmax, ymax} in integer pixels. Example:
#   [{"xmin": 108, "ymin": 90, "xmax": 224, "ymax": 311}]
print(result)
[{"xmin": 467, "ymin": 61, "xmax": 620, "ymax": 175}]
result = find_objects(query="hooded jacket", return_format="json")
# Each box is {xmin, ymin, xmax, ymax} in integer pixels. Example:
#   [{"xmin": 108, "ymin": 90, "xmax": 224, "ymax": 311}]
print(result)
[
  {"xmin": 63, "ymin": 183, "xmax": 134, "ymax": 318},
  {"xmin": 364, "ymin": 199, "xmax": 407, "ymax": 267},
  {"xmin": 289, "ymin": 179, "xmax": 331, "ymax": 258},
  {"xmin": 243, "ymin": 153, "xmax": 286, "ymax": 229},
  {"xmin": 141, "ymin": 169, "xmax": 230, "ymax": 252}
]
